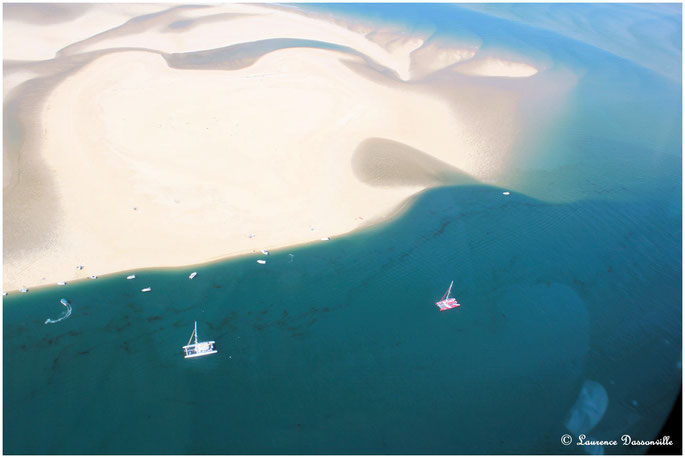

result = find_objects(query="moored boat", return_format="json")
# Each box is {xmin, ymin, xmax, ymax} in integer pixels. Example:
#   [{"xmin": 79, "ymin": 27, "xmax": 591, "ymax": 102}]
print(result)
[
  {"xmin": 189, "ymin": 272, "xmax": 197, "ymax": 279},
  {"xmin": 126, "ymin": 274, "xmax": 136, "ymax": 280},
  {"xmin": 435, "ymin": 281, "xmax": 460, "ymax": 311},
  {"xmin": 183, "ymin": 321, "xmax": 217, "ymax": 358},
  {"xmin": 141, "ymin": 287, "xmax": 152, "ymax": 292}
]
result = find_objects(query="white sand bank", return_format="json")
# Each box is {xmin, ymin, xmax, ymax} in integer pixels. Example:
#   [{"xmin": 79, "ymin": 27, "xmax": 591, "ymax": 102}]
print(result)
[
  {"xmin": 3, "ymin": 4, "xmax": 564, "ymax": 291},
  {"xmin": 3, "ymin": 3, "xmax": 170, "ymax": 61},
  {"xmin": 454, "ymin": 57, "xmax": 539, "ymax": 78}
]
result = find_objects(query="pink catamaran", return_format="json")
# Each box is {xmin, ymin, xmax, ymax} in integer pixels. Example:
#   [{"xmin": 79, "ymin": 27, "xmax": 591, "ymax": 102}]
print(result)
[{"xmin": 435, "ymin": 281, "xmax": 460, "ymax": 311}]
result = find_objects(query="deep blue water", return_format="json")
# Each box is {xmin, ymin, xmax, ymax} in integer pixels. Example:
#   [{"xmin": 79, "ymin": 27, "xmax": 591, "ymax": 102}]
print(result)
[{"xmin": 4, "ymin": 3, "xmax": 681, "ymax": 454}]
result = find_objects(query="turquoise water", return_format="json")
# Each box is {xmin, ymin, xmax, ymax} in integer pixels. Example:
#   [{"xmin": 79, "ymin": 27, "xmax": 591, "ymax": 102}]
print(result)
[
  {"xmin": 4, "ymin": 185, "xmax": 680, "ymax": 454},
  {"xmin": 4, "ymin": 4, "xmax": 681, "ymax": 454}
]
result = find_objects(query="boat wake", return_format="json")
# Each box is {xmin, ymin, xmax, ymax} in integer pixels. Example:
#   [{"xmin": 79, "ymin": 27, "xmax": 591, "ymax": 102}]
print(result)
[{"xmin": 45, "ymin": 299, "xmax": 72, "ymax": 325}]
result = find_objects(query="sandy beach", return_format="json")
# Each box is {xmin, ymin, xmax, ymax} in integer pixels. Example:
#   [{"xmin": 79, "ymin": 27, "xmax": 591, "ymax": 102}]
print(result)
[{"xmin": 3, "ymin": 3, "xmax": 565, "ymax": 291}]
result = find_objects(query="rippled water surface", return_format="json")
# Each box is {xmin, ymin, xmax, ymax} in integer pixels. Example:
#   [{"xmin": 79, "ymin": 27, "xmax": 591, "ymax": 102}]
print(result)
[{"xmin": 4, "ymin": 3, "xmax": 681, "ymax": 454}]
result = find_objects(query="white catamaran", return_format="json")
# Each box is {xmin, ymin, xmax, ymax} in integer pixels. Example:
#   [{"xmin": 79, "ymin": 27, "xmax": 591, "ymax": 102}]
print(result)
[
  {"xmin": 183, "ymin": 321, "xmax": 217, "ymax": 358},
  {"xmin": 435, "ymin": 281, "xmax": 460, "ymax": 311}
]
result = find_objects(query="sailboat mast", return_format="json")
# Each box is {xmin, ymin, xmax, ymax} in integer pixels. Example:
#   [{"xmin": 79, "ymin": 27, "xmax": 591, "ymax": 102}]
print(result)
[
  {"xmin": 447, "ymin": 281, "xmax": 453, "ymax": 298},
  {"xmin": 194, "ymin": 321, "xmax": 198, "ymax": 345}
]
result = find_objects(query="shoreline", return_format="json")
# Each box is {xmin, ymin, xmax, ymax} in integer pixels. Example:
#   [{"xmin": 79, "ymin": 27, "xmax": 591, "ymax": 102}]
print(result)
[{"xmin": 3, "ymin": 189, "xmax": 422, "ymax": 294}]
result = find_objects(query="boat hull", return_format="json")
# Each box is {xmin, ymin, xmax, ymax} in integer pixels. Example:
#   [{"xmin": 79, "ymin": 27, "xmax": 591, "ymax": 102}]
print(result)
[
  {"xmin": 184, "ymin": 349, "xmax": 218, "ymax": 358},
  {"xmin": 183, "ymin": 340, "xmax": 217, "ymax": 358},
  {"xmin": 435, "ymin": 298, "xmax": 460, "ymax": 311}
]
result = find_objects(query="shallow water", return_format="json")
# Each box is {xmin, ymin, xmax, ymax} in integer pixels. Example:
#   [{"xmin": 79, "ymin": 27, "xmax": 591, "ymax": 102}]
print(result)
[{"xmin": 3, "ymin": 3, "xmax": 681, "ymax": 454}]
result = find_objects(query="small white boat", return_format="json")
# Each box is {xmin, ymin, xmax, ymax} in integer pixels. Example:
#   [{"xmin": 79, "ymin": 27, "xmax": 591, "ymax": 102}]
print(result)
[
  {"xmin": 502, "ymin": 191, "xmax": 510, "ymax": 195},
  {"xmin": 435, "ymin": 281, "xmax": 461, "ymax": 311},
  {"xmin": 141, "ymin": 287, "xmax": 152, "ymax": 292},
  {"xmin": 57, "ymin": 281, "xmax": 67, "ymax": 286},
  {"xmin": 260, "ymin": 249, "xmax": 270, "ymax": 255},
  {"xmin": 183, "ymin": 321, "xmax": 217, "ymax": 358},
  {"xmin": 20, "ymin": 288, "xmax": 28, "ymax": 293},
  {"xmin": 45, "ymin": 298, "xmax": 72, "ymax": 325},
  {"xmin": 89, "ymin": 275, "xmax": 98, "ymax": 280},
  {"xmin": 321, "ymin": 236, "xmax": 330, "ymax": 241},
  {"xmin": 257, "ymin": 260, "xmax": 266, "ymax": 264},
  {"xmin": 2, "ymin": 292, "xmax": 7, "ymax": 296},
  {"xmin": 126, "ymin": 274, "xmax": 136, "ymax": 280},
  {"xmin": 189, "ymin": 272, "xmax": 197, "ymax": 279}
]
